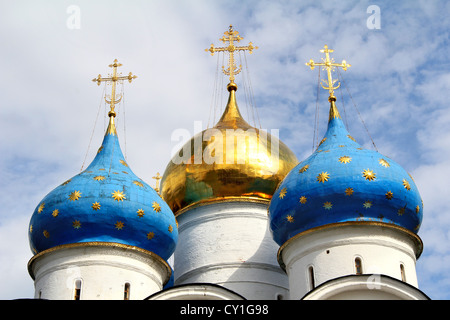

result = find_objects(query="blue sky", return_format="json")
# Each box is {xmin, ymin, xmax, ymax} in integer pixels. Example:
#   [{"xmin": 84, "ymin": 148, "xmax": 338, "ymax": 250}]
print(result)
[{"xmin": 1, "ymin": 0, "xmax": 449, "ymax": 299}]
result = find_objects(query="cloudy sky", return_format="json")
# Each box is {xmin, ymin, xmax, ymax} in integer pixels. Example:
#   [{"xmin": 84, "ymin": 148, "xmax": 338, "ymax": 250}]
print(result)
[{"xmin": 1, "ymin": 0, "xmax": 449, "ymax": 300}]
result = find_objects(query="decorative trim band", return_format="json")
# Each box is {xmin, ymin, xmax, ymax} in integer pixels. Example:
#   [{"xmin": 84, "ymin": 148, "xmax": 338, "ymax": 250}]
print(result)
[
  {"xmin": 175, "ymin": 196, "xmax": 270, "ymax": 217},
  {"xmin": 277, "ymin": 221, "xmax": 423, "ymax": 270},
  {"xmin": 28, "ymin": 242, "xmax": 171, "ymax": 284}
]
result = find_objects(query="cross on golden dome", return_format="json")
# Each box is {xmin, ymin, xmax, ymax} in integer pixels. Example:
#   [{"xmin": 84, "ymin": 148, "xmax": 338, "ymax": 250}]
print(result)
[
  {"xmin": 306, "ymin": 45, "xmax": 351, "ymax": 102},
  {"xmin": 152, "ymin": 172, "xmax": 161, "ymax": 194},
  {"xmin": 92, "ymin": 59, "xmax": 137, "ymax": 118},
  {"xmin": 206, "ymin": 25, "xmax": 258, "ymax": 85}
]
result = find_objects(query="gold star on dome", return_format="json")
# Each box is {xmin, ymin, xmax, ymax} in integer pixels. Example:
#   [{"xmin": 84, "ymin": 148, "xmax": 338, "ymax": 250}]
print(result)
[
  {"xmin": 152, "ymin": 201, "xmax": 161, "ymax": 212},
  {"xmin": 94, "ymin": 175, "xmax": 105, "ymax": 181},
  {"xmin": 52, "ymin": 209, "xmax": 59, "ymax": 217},
  {"xmin": 318, "ymin": 138, "xmax": 327, "ymax": 147},
  {"xmin": 29, "ymin": 225, "xmax": 33, "ymax": 233},
  {"xmin": 61, "ymin": 179, "xmax": 71, "ymax": 186},
  {"xmin": 133, "ymin": 180, "xmax": 144, "ymax": 187},
  {"xmin": 137, "ymin": 209, "xmax": 145, "ymax": 218},
  {"xmin": 279, "ymin": 188, "xmax": 287, "ymax": 199},
  {"xmin": 112, "ymin": 190, "xmax": 126, "ymax": 202},
  {"xmin": 72, "ymin": 220, "xmax": 81, "ymax": 229},
  {"xmin": 119, "ymin": 159, "xmax": 128, "ymax": 167},
  {"xmin": 92, "ymin": 202, "xmax": 101, "ymax": 211},
  {"xmin": 403, "ymin": 179, "xmax": 411, "ymax": 191},
  {"xmin": 347, "ymin": 135, "xmax": 356, "ymax": 142},
  {"xmin": 385, "ymin": 191, "xmax": 394, "ymax": 200},
  {"xmin": 345, "ymin": 187, "xmax": 354, "ymax": 196},
  {"xmin": 299, "ymin": 196, "xmax": 307, "ymax": 204},
  {"xmin": 416, "ymin": 205, "xmax": 420, "ymax": 214},
  {"xmin": 398, "ymin": 206, "xmax": 406, "ymax": 216},
  {"xmin": 97, "ymin": 146, "xmax": 103, "ymax": 154},
  {"xmin": 168, "ymin": 225, "xmax": 173, "ymax": 233},
  {"xmin": 299, "ymin": 164, "xmax": 309, "ymax": 173},
  {"xmin": 379, "ymin": 159, "xmax": 390, "ymax": 168},
  {"xmin": 286, "ymin": 215, "xmax": 295, "ymax": 223},
  {"xmin": 317, "ymin": 172, "xmax": 330, "ymax": 183},
  {"xmin": 43, "ymin": 230, "xmax": 50, "ymax": 238},
  {"xmin": 323, "ymin": 201, "xmax": 333, "ymax": 210},
  {"xmin": 339, "ymin": 156, "xmax": 352, "ymax": 164},
  {"xmin": 115, "ymin": 221, "xmax": 124, "ymax": 230},
  {"xmin": 69, "ymin": 191, "xmax": 82, "ymax": 201},
  {"xmin": 37, "ymin": 202, "xmax": 45, "ymax": 213},
  {"xmin": 363, "ymin": 200, "xmax": 372, "ymax": 209},
  {"xmin": 147, "ymin": 231, "xmax": 155, "ymax": 240},
  {"xmin": 362, "ymin": 169, "xmax": 376, "ymax": 181}
]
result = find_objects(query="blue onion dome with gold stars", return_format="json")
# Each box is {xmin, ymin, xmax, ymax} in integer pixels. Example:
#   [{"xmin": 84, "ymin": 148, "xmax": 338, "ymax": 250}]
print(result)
[
  {"xmin": 29, "ymin": 114, "xmax": 178, "ymax": 260},
  {"xmin": 269, "ymin": 45, "xmax": 422, "ymax": 247},
  {"xmin": 28, "ymin": 61, "xmax": 178, "ymax": 260},
  {"xmin": 269, "ymin": 99, "xmax": 423, "ymax": 247}
]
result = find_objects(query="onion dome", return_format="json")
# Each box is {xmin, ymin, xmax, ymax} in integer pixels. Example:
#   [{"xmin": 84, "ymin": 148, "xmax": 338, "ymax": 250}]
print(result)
[
  {"xmin": 28, "ymin": 62, "xmax": 178, "ymax": 260},
  {"xmin": 269, "ymin": 99, "xmax": 423, "ymax": 246},
  {"xmin": 161, "ymin": 83, "xmax": 299, "ymax": 214}
]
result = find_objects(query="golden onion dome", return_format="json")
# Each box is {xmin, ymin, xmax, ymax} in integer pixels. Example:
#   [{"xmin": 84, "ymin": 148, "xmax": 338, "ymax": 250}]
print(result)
[{"xmin": 161, "ymin": 82, "xmax": 299, "ymax": 215}]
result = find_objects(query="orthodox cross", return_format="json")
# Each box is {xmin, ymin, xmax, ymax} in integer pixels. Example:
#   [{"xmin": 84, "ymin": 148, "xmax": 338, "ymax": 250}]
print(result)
[
  {"xmin": 206, "ymin": 25, "xmax": 258, "ymax": 84},
  {"xmin": 92, "ymin": 59, "xmax": 137, "ymax": 117},
  {"xmin": 152, "ymin": 172, "xmax": 162, "ymax": 194},
  {"xmin": 306, "ymin": 45, "xmax": 351, "ymax": 101}
]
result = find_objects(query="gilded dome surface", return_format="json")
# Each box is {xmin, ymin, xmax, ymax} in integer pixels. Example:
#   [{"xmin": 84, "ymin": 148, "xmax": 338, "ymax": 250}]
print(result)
[
  {"xmin": 161, "ymin": 84, "xmax": 299, "ymax": 214},
  {"xmin": 29, "ymin": 116, "xmax": 178, "ymax": 260},
  {"xmin": 268, "ymin": 102, "xmax": 423, "ymax": 246}
]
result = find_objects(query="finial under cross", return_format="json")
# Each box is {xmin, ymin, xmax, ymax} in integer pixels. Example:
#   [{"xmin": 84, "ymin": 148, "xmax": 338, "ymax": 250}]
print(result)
[
  {"xmin": 306, "ymin": 45, "xmax": 351, "ymax": 101},
  {"xmin": 152, "ymin": 172, "xmax": 161, "ymax": 194},
  {"xmin": 92, "ymin": 59, "xmax": 137, "ymax": 118},
  {"xmin": 206, "ymin": 25, "xmax": 258, "ymax": 86}
]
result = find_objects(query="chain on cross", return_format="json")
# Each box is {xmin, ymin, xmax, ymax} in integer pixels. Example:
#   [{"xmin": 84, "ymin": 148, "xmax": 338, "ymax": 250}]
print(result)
[
  {"xmin": 206, "ymin": 25, "xmax": 258, "ymax": 84},
  {"xmin": 92, "ymin": 59, "xmax": 137, "ymax": 117},
  {"xmin": 306, "ymin": 45, "xmax": 351, "ymax": 101}
]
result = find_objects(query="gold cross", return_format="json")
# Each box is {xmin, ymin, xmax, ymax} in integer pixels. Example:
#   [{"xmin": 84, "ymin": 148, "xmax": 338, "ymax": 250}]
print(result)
[
  {"xmin": 206, "ymin": 25, "xmax": 258, "ymax": 84},
  {"xmin": 92, "ymin": 59, "xmax": 137, "ymax": 117},
  {"xmin": 152, "ymin": 172, "xmax": 161, "ymax": 193},
  {"xmin": 306, "ymin": 45, "xmax": 351, "ymax": 101}
]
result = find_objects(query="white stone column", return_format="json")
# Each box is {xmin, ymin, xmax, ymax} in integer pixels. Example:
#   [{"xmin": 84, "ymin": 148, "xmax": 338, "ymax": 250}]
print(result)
[{"xmin": 174, "ymin": 200, "xmax": 289, "ymax": 300}]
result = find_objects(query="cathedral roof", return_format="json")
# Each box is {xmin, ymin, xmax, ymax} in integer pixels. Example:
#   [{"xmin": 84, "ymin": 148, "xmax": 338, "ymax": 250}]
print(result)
[
  {"xmin": 28, "ymin": 61, "xmax": 178, "ymax": 260},
  {"xmin": 160, "ymin": 83, "xmax": 298, "ymax": 215},
  {"xmin": 269, "ymin": 101, "xmax": 423, "ymax": 246},
  {"xmin": 160, "ymin": 26, "xmax": 299, "ymax": 215},
  {"xmin": 268, "ymin": 46, "xmax": 423, "ymax": 247}
]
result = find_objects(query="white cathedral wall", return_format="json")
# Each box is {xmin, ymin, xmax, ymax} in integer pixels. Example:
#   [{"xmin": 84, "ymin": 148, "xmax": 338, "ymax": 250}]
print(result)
[
  {"xmin": 174, "ymin": 200, "xmax": 289, "ymax": 300},
  {"xmin": 280, "ymin": 223, "xmax": 421, "ymax": 300},
  {"xmin": 28, "ymin": 243, "xmax": 170, "ymax": 300}
]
